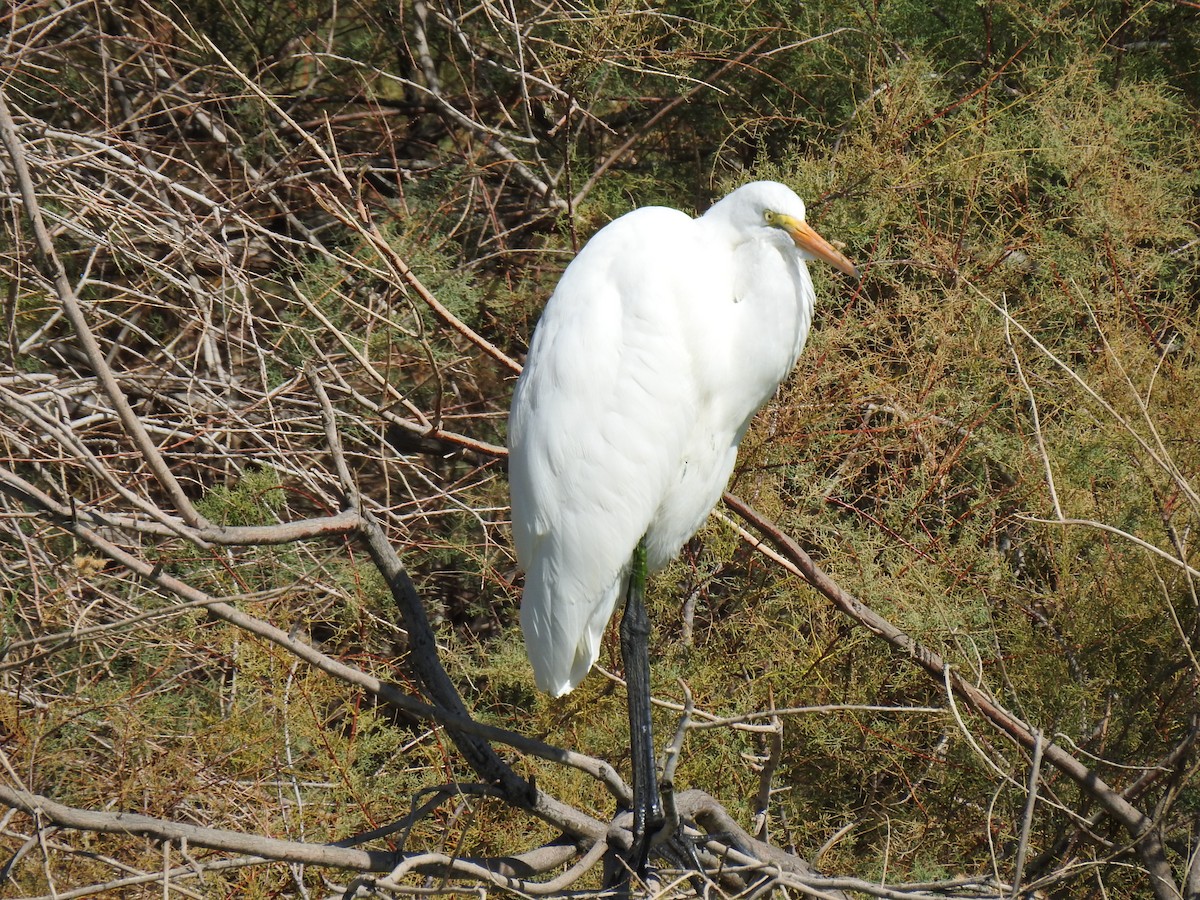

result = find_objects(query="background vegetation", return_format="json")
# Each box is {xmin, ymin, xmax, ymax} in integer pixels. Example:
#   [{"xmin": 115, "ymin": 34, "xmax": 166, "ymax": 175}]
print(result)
[{"xmin": 1, "ymin": 0, "xmax": 1198, "ymax": 897}]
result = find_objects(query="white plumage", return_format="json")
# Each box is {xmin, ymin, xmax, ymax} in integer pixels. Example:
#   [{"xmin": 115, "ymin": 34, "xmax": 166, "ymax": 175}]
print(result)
[{"xmin": 508, "ymin": 181, "xmax": 856, "ymax": 697}]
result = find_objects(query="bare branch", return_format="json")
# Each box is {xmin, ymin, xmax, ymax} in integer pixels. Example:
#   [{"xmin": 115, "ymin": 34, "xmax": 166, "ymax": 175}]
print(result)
[{"xmin": 0, "ymin": 785, "xmax": 394, "ymax": 871}]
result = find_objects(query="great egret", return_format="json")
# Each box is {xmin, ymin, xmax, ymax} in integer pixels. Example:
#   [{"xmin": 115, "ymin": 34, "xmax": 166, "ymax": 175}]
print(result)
[{"xmin": 508, "ymin": 180, "xmax": 857, "ymax": 873}]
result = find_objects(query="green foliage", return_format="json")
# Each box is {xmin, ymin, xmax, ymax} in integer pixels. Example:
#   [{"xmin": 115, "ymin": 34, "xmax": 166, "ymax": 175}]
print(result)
[{"xmin": 197, "ymin": 466, "xmax": 285, "ymax": 526}]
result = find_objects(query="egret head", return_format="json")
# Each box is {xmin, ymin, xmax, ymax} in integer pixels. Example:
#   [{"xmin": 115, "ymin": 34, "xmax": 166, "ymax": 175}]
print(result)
[{"xmin": 708, "ymin": 181, "xmax": 859, "ymax": 280}]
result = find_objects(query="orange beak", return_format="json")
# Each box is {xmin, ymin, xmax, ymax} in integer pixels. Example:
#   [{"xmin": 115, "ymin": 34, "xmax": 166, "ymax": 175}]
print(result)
[{"xmin": 780, "ymin": 216, "xmax": 859, "ymax": 280}]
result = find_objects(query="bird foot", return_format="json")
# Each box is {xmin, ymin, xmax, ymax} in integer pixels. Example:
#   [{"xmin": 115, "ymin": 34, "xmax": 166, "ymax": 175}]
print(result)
[{"xmin": 607, "ymin": 815, "xmax": 704, "ymax": 898}]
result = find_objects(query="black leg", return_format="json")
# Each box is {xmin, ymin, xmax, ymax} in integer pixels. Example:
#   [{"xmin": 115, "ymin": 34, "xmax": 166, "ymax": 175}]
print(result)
[{"xmin": 620, "ymin": 536, "xmax": 664, "ymax": 877}]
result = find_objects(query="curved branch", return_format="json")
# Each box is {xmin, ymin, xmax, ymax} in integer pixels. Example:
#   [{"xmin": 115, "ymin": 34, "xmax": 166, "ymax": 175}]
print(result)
[
  {"xmin": 0, "ymin": 785, "xmax": 396, "ymax": 871},
  {"xmin": 373, "ymin": 839, "xmax": 607, "ymax": 895},
  {"xmin": 0, "ymin": 91, "xmax": 209, "ymax": 530},
  {"xmin": 0, "ymin": 786, "xmax": 601, "ymax": 891}
]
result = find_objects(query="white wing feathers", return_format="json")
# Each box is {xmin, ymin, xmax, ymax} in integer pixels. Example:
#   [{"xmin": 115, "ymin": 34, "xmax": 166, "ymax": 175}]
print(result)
[{"xmin": 509, "ymin": 207, "xmax": 713, "ymax": 696}]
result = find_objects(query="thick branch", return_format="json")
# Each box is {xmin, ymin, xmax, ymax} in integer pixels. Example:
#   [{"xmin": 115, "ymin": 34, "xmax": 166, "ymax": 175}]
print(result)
[
  {"xmin": 0, "ymin": 785, "xmax": 394, "ymax": 871},
  {"xmin": 0, "ymin": 786, "xmax": 597, "ymax": 888}
]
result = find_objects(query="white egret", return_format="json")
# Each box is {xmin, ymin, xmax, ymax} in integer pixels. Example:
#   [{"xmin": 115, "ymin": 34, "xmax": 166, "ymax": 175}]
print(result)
[{"xmin": 508, "ymin": 180, "xmax": 857, "ymax": 873}]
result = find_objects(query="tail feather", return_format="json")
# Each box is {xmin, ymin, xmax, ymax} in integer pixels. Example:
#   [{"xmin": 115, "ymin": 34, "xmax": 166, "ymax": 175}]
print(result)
[{"xmin": 520, "ymin": 556, "xmax": 624, "ymax": 697}]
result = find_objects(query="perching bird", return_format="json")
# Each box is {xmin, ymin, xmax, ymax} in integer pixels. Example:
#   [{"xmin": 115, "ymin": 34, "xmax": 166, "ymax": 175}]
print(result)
[
  {"xmin": 507, "ymin": 180, "xmax": 856, "ymax": 873},
  {"xmin": 509, "ymin": 180, "xmax": 856, "ymax": 694}
]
